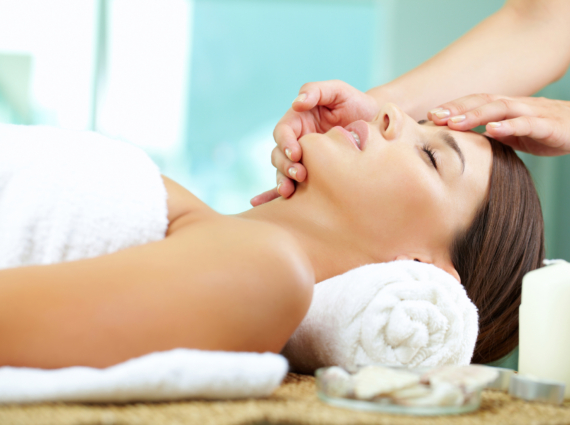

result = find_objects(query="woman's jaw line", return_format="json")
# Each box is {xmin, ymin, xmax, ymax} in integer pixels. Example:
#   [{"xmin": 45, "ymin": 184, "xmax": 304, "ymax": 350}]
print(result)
[{"xmin": 238, "ymin": 185, "xmax": 453, "ymax": 283}]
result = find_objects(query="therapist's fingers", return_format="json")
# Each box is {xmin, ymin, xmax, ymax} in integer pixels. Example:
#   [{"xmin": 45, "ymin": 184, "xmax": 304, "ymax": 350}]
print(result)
[
  {"xmin": 250, "ymin": 169, "xmax": 297, "ymax": 207},
  {"xmin": 278, "ymin": 80, "xmax": 354, "ymax": 163},
  {"xmin": 445, "ymin": 98, "xmax": 536, "ymax": 131},
  {"xmin": 273, "ymin": 116, "xmax": 304, "ymax": 163},
  {"xmin": 429, "ymin": 93, "xmax": 504, "ymax": 124},
  {"xmin": 486, "ymin": 116, "xmax": 570, "ymax": 156},
  {"xmin": 291, "ymin": 80, "xmax": 352, "ymax": 113},
  {"xmin": 275, "ymin": 170, "xmax": 296, "ymax": 198},
  {"xmin": 271, "ymin": 146, "xmax": 307, "ymax": 182},
  {"xmin": 250, "ymin": 188, "xmax": 280, "ymax": 207}
]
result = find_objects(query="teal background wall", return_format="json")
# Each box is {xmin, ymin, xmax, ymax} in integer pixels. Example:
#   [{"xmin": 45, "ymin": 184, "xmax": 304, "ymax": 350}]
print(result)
[
  {"xmin": 522, "ymin": 74, "xmax": 570, "ymax": 261},
  {"xmin": 381, "ymin": 0, "xmax": 503, "ymax": 84},
  {"xmin": 185, "ymin": 0, "xmax": 378, "ymax": 212}
]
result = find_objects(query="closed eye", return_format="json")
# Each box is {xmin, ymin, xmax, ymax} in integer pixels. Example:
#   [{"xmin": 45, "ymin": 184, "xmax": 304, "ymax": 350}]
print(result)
[{"xmin": 422, "ymin": 144, "xmax": 438, "ymax": 169}]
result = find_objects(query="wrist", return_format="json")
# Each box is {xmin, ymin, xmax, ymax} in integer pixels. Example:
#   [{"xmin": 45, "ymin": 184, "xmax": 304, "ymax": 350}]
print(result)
[{"xmin": 366, "ymin": 81, "xmax": 415, "ymax": 117}]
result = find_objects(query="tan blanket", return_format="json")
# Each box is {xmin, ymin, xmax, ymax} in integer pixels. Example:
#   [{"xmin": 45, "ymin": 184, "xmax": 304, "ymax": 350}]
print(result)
[{"xmin": 1, "ymin": 373, "xmax": 569, "ymax": 425}]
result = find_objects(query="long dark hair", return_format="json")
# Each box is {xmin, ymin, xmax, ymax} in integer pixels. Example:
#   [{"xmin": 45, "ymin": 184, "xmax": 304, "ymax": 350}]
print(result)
[{"xmin": 451, "ymin": 137, "xmax": 545, "ymax": 364}]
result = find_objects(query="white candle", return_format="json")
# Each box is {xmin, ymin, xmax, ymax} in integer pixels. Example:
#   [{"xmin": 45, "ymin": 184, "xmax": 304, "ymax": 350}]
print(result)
[{"xmin": 519, "ymin": 261, "xmax": 570, "ymax": 398}]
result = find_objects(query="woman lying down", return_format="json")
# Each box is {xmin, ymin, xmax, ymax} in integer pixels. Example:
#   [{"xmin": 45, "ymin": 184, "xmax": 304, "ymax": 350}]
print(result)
[{"xmin": 0, "ymin": 103, "xmax": 544, "ymax": 369}]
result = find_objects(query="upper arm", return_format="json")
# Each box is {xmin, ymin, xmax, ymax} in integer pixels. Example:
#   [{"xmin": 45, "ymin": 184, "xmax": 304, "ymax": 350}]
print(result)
[
  {"xmin": 0, "ymin": 218, "xmax": 313, "ymax": 368},
  {"xmin": 505, "ymin": 0, "xmax": 570, "ymax": 37},
  {"xmin": 508, "ymin": 0, "xmax": 570, "ymax": 79}
]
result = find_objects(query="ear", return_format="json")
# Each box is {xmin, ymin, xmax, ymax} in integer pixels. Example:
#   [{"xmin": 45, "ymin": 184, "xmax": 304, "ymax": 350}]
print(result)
[{"xmin": 394, "ymin": 254, "xmax": 461, "ymax": 283}]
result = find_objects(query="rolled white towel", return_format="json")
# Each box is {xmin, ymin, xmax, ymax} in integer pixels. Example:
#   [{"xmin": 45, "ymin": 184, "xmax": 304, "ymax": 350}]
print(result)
[{"xmin": 282, "ymin": 261, "xmax": 479, "ymax": 374}]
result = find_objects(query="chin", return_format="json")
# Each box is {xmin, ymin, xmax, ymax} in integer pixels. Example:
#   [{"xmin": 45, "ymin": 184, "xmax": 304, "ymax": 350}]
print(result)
[{"xmin": 299, "ymin": 134, "xmax": 358, "ymax": 193}]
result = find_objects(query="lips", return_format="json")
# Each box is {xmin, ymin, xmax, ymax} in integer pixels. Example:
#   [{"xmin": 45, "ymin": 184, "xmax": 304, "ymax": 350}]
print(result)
[
  {"xmin": 333, "ymin": 126, "xmax": 362, "ymax": 151},
  {"xmin": 344, "ymin": 121, "xmax": 369, "ymax": 151}
]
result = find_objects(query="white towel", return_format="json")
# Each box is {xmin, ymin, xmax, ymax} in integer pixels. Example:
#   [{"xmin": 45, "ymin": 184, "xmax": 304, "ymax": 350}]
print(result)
[
  {"xmin": 0, "ymin": 349, "xmax": 288, "ymax": 404},
  {"xmin": 282, "ymin": 261, "xmax": 479, "ymax": 374},
  {"xmin": 0, "ymin": 124, "xmax": 287, "ymax": 403},
  {"xmin": 0, "ymin": 124, "xmax": 168, "ymax": 269}
]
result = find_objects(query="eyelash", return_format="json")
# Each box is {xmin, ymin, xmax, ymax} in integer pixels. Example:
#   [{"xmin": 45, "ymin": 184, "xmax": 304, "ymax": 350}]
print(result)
[{"xmin": 422, "ymin": 144, "xmax": 438, "ymax": 169}]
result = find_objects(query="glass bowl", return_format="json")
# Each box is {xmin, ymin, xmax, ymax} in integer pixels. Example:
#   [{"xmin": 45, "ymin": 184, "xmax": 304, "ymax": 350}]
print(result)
[{"xmin": 315, "ymin": 366, "xmax": 484, "ymax": 416}]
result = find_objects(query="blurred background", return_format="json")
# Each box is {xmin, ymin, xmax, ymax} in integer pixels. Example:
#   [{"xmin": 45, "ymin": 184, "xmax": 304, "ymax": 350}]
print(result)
[{"xmin": 0, "ymin": 0, "xmax": 569, "ymax": 259}]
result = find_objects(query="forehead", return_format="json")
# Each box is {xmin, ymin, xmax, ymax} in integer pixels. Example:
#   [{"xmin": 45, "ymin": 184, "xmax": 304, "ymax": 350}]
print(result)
[{"xmin": 419, "ymin": 119, "xmax": 479, "ymax": 137}]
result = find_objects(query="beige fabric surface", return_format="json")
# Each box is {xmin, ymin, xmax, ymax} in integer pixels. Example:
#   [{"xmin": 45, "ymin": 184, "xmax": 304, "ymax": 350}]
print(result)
[{"xmin": 1, "ymin": 373, "xmax": 569, "ymax": 425}]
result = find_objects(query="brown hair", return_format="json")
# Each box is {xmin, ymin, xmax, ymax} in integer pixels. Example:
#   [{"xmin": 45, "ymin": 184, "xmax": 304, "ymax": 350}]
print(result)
[{"xmin": 451, "ymin": 137, "xmax": 545, "ymax": 364}]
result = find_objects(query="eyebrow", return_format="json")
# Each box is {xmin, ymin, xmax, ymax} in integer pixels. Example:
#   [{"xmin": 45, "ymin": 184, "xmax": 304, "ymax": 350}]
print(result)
[
  {"xmin": 440, "ymin": 132, "xmax": 466, "ymax": 174},
  {"xmin": 418, "ymin": 120, "xmax": 465, "ymax": 174}
]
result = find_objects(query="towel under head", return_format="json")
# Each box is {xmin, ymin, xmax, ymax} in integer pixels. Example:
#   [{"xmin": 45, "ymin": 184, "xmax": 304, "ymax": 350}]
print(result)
[{"xmin": 282, "ymin": 260, "xmax": 479, "ymax": 373}]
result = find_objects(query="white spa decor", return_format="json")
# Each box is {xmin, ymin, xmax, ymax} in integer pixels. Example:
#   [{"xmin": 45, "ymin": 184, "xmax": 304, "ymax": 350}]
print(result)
[
  {"xmin": 282, "ymin": 261, "xmax": 479, "ymax": 373},
  {"xmin": 519, "ymin": 260, "xmax": 570, "ymax": 399}
]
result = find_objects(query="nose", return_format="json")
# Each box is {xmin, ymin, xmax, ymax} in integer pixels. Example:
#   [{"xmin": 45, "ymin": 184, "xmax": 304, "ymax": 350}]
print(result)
[{"xmin": 376, "ymin": 103, "xmax": 404, "ymax": 141}]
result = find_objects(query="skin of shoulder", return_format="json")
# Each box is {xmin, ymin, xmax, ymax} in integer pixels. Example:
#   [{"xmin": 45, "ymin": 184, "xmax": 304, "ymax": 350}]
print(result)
[
  {"xmin": 0, "ymin": 177, "xmax": 314, "ymax": 368},
  {"xmin": 171, "ymin": 213, "xmax": 316, "ymax": 349},
  {"xmin": 161, "ymin": 175, "xmax": 211, "ymax": 229}
]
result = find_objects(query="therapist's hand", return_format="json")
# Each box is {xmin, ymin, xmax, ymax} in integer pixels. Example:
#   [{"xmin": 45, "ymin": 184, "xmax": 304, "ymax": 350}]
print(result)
[
  {"xmin": 250, "ymin": 80, "xmax": 380, "ymax": 206},
  {"xmin": 429, "ymin": 94, "xmax": 570, "ymax": 157}
]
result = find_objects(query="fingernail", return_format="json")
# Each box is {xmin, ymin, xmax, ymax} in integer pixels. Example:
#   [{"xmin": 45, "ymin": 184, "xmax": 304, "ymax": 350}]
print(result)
[
  {"xmin": 288, "ymin": 167, "xmax": 297, "ymax": 179},
  {"xmin": 277, "ymin": 182, "xmax": 283, "ymax": 195},
  {"xmin": 292, "ymin": 93, "xmax": 307, "ymax": 104},
  {"xmin": 488, "ymin": 122, "xmax": 502, "ymax": 128},
  {"xmin": 285, "ymin": 148, "xmax": 292, "ymax": 161},
  {"xmin": 450, "ymin": 115, "xmax": 466, "ymax": 123},
  {"xmin": 429, "ymin": 107, "xmax": 443, "ymax": 115},
  {"xmin": 434, "ymin": 109, "xmax": 451, "ymax": 119}
]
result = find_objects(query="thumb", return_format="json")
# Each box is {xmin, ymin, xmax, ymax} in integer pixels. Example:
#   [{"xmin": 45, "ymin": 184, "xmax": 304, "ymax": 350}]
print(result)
[{"xmin": 291, "ymin": 80, "xmax": 349, "ymax": 112}]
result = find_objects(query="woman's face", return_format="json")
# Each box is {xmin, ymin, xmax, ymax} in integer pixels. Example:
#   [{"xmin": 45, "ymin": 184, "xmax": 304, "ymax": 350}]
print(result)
[{"xmin": 298, "ymin": 103, "xmax": 493, "ymax": 275}]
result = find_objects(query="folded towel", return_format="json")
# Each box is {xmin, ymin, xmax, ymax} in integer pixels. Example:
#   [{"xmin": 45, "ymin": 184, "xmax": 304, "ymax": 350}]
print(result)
[
  {"xmin": 0, "ymin": 349, "xmax": 288, "ymax": 404},
  {"xmin": 0, "ymin": 124, "xmax": 168, "ymax": 269},
  {"xmin": 282, "ymin": 261, "xmax": 479, "ymax": 374}
]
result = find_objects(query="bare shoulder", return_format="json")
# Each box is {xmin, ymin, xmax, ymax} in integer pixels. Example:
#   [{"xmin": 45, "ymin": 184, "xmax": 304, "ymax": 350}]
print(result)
[
  {"xmin": 160, "ymin": 174, "xmax": 314, "ymax": 290},
  {"xmin": 176, "ymin": 215, "xmax": 315, "ymax": 294},
  {"xmin": 232, "ymin": 217, "xmax": 316, "ymax": 290},
  {"xmin": 166, "ymin": 214, "xmax": 315, "ymax": 352},
  {"xmin": 219, "ymin": 216, "xmax": 316, "ymax": 351}
]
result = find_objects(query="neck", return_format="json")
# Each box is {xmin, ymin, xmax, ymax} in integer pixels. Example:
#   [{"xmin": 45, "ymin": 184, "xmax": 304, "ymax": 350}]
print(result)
[{"xmin": 237, "ymin": 184, "xmax": 377, "ymax": 283}]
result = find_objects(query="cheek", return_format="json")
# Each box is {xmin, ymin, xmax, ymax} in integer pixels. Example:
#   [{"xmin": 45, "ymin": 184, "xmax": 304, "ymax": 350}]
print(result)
[
  {"xmin": 355, "ymin": 150, "xmax": 451, "ymax": 240},
  {"xmin": 363, "ymin": 149, "xmax": 439, "ymax": 205}
]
